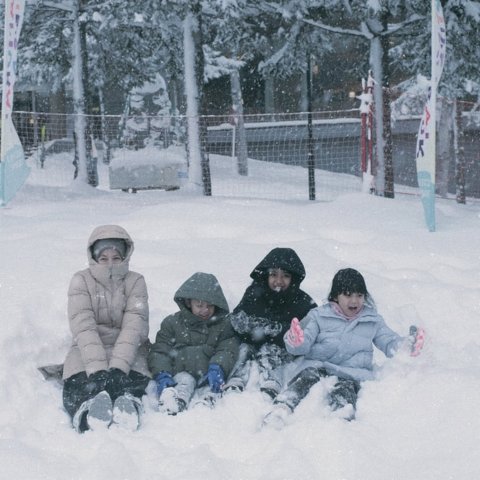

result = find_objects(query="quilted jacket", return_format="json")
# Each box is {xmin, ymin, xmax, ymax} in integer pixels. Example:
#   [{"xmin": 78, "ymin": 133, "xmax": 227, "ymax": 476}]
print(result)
[
  {"xmin": 62, "ymin": 225, "xmax": 150, "ymax": 380},
  {"xmin": 148, "ymin": 272, "xmax": 239, "ymax": 380},
  {"xmin": 285, "ymin": 302, "xmax": 403, "ymax": 382}
]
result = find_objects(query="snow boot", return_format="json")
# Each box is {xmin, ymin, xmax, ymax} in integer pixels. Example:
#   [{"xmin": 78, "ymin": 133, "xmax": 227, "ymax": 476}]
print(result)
[
  {"xmin": 223, "ymin": 384, "xmax": 243, "ymax": 394},
  {"xmin": 328, "ymin": 378, "xmax": 358, "ymax": 421},
  {"xmin": 86, "ymin": 391, "xmax": 113, "ymax": 430},
  {"xmin": 72, "ymin": 400, "xmax": 90, "ymax": 433},
  {"xmin": 262, "ymin": 403, "xmax": 292, "ymax": 430},
  {"xmin": 260, "ymin": 387, "xmax": 278, "ymax": 402},
  {"xmin": 259, "ymin": 377, "xmax": 281, "ymax": 402},
  {"xmin": 223, "ymin": 376, "xmax": 244, "ymax": 394},
  {"xmin": 328, "ymin": 393, "xmax": 356, "ymax": 421},
  {"xmin": 193, "ymin": 391, "xmax": 220, "ymax": 409},
  {"xmin": 158, "ymin": 387, "xmax": 187, "ymax": 415},
  {"xmin": 112, "ymin": 394, "xmax": 141, "ymax": 431},
  {"xmin": 329, "ymin": 399, "xmax": 356, "ymax": 421}
]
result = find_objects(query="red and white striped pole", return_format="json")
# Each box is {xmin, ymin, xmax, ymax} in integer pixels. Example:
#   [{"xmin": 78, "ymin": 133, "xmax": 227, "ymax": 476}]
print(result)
[{"xmin": 359, "ymin": 71, "xmax": 375, "ymax": 193}]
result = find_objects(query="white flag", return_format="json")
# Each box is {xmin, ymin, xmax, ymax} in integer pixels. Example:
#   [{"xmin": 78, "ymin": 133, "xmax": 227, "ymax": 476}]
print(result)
[
  {"xmin": 1, "ymin": 0, "xmax": 29, "ymax": 206},
  {"xmin": 416, "ymin": 0, "xmax": 447, "ymax": 232},
  {"xmin": 415, "ymin": 0, "xmax": 446, "ymax": 232}
]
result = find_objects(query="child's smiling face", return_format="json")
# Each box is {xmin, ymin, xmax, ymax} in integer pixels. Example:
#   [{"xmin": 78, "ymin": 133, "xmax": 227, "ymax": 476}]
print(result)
[
  {"xmin": 267, "ymin": 268, "xmax": 292, "ymax": 292},
  {"xmin": 336, "ymin": 292, "xmax": 365, "ymax": 318}
]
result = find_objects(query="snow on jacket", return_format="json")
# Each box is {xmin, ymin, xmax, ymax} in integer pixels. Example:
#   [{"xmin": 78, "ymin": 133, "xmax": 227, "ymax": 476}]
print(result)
[
  {"xmin": 285, "ymin": 302, "xmax": 403, "ymax": 382},
  {"xmin": 62, "ymin": 225, "xmax": 150, "ymax": 380},
  {"xmin": 148, "ymin": 272, "xmax": 240, "ymax": 380},
  {"xmin": 231, "ymin": 248, "xmax": 317, "ymax": 347}
]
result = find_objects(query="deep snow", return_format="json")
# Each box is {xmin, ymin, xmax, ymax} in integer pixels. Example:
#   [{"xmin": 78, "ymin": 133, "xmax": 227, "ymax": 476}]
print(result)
[{"xmin": 1, "ymin": 150, "xmax": 480, "ymax": 480}]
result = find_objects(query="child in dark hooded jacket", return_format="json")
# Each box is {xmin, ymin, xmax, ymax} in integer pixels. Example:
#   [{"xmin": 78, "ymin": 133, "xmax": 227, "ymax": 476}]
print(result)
[
  {"xmin": 225, "ymin": 248, "xmax": 316, "ymax": 400},
  {"xmin": 148, "ymin": 272, "xmax": 239, "ymax": 414}
]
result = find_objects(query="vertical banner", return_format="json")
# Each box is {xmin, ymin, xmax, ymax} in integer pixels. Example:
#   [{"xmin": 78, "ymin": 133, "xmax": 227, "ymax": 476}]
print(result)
[
  {"xmin": 1, "ymin": 0, "xmax": 29, "ymax": 206},
  {"xmin": 415, "ymin": 0, "xmax": 446, "ymax": 231}
]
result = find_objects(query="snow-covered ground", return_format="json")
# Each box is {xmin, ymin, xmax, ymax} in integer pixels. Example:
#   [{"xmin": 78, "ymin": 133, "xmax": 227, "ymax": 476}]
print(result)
[{"xmin": 1, "ymin": 150, "xmax": 480, "ymax": 480}]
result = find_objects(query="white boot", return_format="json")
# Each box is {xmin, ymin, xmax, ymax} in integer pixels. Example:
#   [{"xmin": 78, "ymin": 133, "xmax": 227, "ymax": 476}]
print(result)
[
  {"xmin": 262, "ymin": 403, "xmax": 292, "ymax": 430},
  {"xmin": 86, "ymin": 391, "xmax": 113, "ymax": 431},
  {"xmin": 112, "ymin": 394, "xmax": 142, "ymax": 431},
  {"xmin": 158, "ymin": 387, "xmax": 187, "ymax": 415}
]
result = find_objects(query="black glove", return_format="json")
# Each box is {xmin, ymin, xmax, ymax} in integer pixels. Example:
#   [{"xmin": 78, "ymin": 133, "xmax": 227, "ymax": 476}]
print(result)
[
  {"xmin": 86, "ymin": 369, "xmax": 108, "ymax": 396},
  {"xmin": 106, "ymin": 368, "xmax": 130, "ymax": 400},
  {"xmin": 229, "ymin": 311, "xmax": 282, "ymax": 342}
]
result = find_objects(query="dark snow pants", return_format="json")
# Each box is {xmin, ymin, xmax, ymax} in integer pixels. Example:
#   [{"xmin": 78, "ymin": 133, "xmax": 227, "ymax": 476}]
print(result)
[
  {"xmin": 226, "ymin": 342, "xmax": 293, "ymax": 397},
  {"xmin": 63, "ymin": 371, "xmax": 149, "ymax": 420},
  {"xmin": 274, "ymin": 366, "xmax": 360, "ymax": 411}
]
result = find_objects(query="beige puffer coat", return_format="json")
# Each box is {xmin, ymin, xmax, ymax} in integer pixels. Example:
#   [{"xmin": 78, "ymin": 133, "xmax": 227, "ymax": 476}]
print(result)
[{"xmin": 62, "ymin": 225, "xmax": 150, "ymax": 380}]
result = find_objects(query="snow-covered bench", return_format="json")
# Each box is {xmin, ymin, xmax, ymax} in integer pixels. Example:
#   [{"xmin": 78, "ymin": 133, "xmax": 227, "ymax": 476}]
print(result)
[{"xmin": 109, "ymin": 145, "xmax": 187, "ymax": 193}]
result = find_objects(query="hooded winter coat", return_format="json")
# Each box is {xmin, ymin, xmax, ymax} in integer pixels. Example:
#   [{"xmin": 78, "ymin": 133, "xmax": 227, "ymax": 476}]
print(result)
[
  {"xmin": 148, "ymin": 272, "xmax": 239, "ymax": 380},
  {"xmin": 231, "ymin": 248, "xmax": 317, "ymax": 347},
  {"xmin": 285, "ymin": 302, "xmax": 403, "ymax": 382},
  {"xmin": 62, "ymin": 225, "xmax": 150, "ymax": 380}
]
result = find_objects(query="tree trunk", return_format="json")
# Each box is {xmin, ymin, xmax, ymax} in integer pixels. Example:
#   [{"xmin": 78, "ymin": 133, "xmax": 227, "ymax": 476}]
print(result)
[
  {"xmin": 306, "ymin": 52, "xmax": 316, "ymax": 201},
  {"xmin": 168, "ymin": 69, "xmax": 184, "ymax": 143},
  {"xmin": 437, "ymin": 97, "xmax": 453, "ymax": 197},
  {"xmin": 190, "ymin": 2, "xmax": 211, "ymax": 195},
  {"xmin": 183, "ymin": 10, "xmax": 203, "ymax": 191},
  {"xmin": 230, "ymin": 68, "xmax": 248, "ymax": 176},
  {"xmin": 299, "ymin": 69, "xmax": 308, "ymax": 112},
  {"xmin": 380, "ymin": 11, "xmax": 394, "ymax": 198},
  {"xmin": 98, "ymin": 88, "xmax": 110, "ymax": 165},
  {"xmin": 370, "ymin": 10, "xmax": 394, "ymax": 198},
  {"xmin": 71, "ymin": 2, "xmax": 87, "ymax": 183},
  {"xmin": 264, "ymin": 75, "xmax": 275, "ymax": 113},
  {"xmin": 370, "ymin": 36, "xmax": 385, "ymax": 196},
  {"xmin": 79, "ymin": 12, "xmax": 97, "ymax": 186},
  {"xmin": 454, "ymin": 99, "xmax": 466, "ymax": 204}
]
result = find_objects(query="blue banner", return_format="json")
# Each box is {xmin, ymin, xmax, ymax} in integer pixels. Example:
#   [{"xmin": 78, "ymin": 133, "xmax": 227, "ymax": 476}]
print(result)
[{"xmin": 0, "ymin": 124, "xmax": 29, "ymax": 204}]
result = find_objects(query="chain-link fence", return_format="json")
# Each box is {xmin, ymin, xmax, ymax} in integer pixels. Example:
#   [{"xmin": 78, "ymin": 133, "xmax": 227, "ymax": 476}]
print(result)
[{"xmin": 11, "ymin": 107, "xmax": 480, "ymax": 202}]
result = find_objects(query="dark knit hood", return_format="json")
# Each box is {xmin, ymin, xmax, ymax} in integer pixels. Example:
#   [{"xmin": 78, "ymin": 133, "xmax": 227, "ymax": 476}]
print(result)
[
  {"xmin": 250, "ymin": 248, "xmax": 306, "ymax": 285},
  {"xmin": 232, "ymin": 248, "xmax": 316, "ymax": 347}
]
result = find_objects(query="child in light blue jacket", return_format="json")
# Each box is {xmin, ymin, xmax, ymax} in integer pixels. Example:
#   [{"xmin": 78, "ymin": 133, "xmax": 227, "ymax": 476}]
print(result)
[{"xmin": 262, "ymin": 268, "xmax": 425, "ymax": 427}]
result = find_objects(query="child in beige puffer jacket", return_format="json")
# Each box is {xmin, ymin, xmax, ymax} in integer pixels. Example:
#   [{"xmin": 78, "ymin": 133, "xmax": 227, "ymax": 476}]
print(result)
[{"xmin": 62, "ymin": 225, "xmax": 150, "ymax": 433}]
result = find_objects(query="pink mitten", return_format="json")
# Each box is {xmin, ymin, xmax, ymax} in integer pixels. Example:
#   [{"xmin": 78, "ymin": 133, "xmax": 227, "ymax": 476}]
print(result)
[
  {"xmin": 409, "ymin": 325, "xmax": 426, "ymax": 357},
  {"xmin": 285, "ymin": 318, "xmax": 304, "ymax": 347}
]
